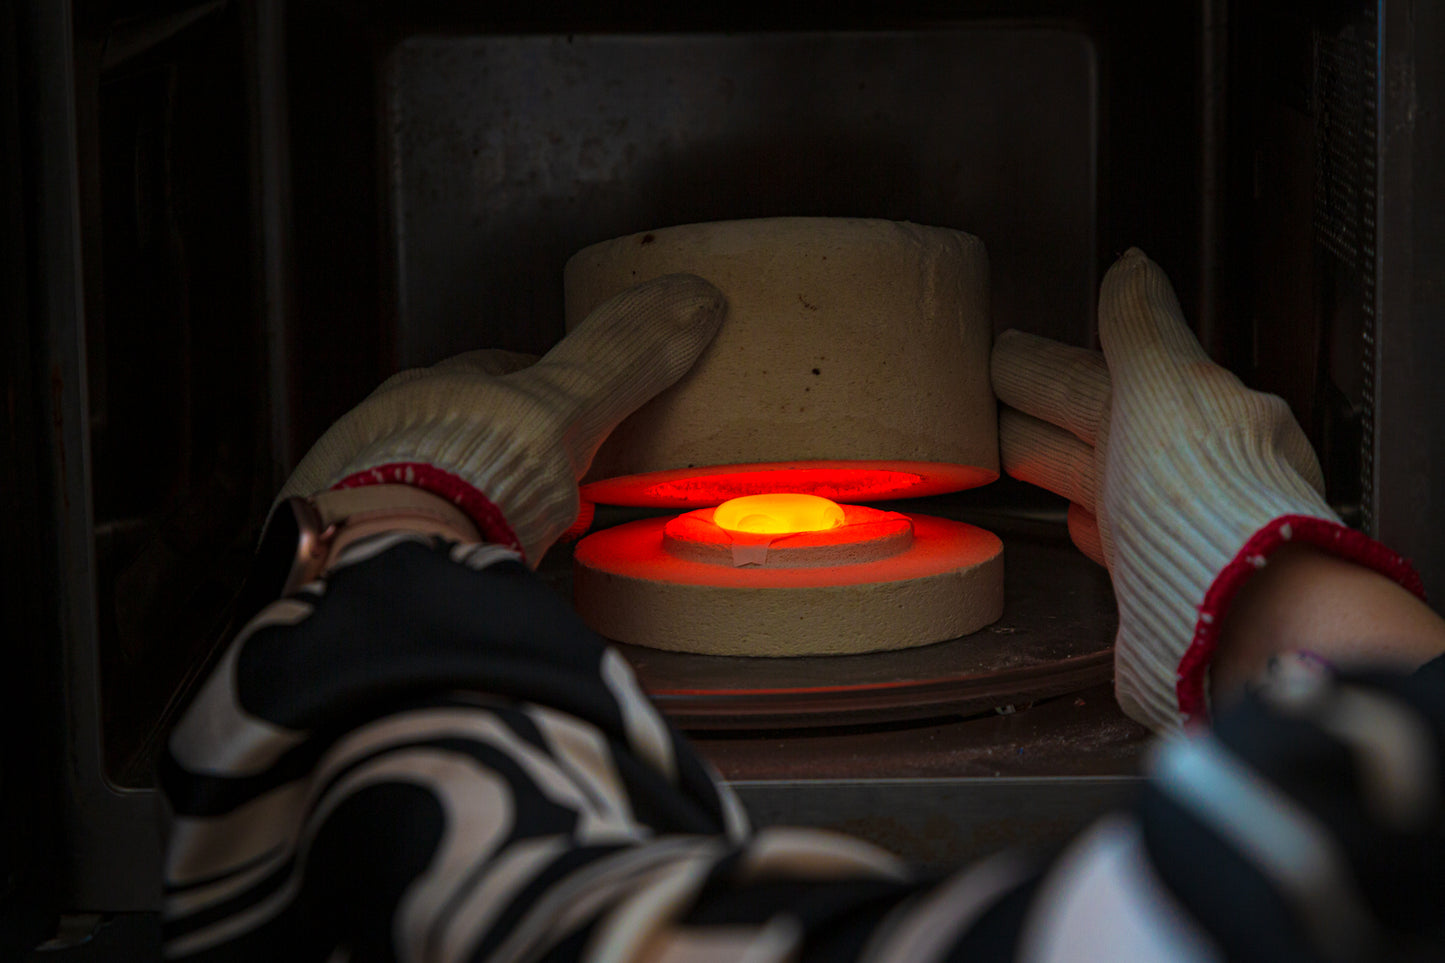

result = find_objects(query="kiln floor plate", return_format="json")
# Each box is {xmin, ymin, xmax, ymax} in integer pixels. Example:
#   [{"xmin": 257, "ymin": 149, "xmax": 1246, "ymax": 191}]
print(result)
[{"xmin": 554, "ymin": 513, "xmax": 1117, "ymax": 729}]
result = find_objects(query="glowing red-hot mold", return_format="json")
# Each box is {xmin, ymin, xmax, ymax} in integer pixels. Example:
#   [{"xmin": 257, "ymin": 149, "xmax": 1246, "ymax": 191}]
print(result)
[
  {"xmin": 575, "ymin": 513, "xmax": 1000, "ymax": 590},
  {"xmin": 573, "ymin": 464, "xmax": 1005, "ymax": 657},
  {"xmin": 579, "ymin": 460, "xmax": 998, "ymax": 508},
  {"xmin": 663, "ymin": 505, "xmax": 913, "ymax": 568},
  {"xmin": 572, "ymin": 512, "xmax": 1004, "ymax": 656}
]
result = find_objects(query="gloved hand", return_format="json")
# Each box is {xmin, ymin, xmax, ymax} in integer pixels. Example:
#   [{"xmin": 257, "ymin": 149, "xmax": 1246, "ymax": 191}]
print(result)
[
  {"xmin": 278, "ymin": 273, "xmax": 727, "ymax": 565},
  {"xmin": 991, "ymin": 248, "xmax": 1417, "ymax": 733}
]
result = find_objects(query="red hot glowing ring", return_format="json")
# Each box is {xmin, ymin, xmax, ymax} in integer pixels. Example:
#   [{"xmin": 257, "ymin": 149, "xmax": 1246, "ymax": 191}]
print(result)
[{"xmin": 579, "ymin": 460, "xmax": 998, "ymax": 508}]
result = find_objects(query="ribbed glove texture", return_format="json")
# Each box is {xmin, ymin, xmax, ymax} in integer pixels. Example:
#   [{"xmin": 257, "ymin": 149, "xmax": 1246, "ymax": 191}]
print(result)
[
  {"xmin": 278, "ymin": 274, "xmax": 727, "ymax": 565},
  {"xmin": 993, "ymin": 249, "xmax": 1339, "ymax": 733}
]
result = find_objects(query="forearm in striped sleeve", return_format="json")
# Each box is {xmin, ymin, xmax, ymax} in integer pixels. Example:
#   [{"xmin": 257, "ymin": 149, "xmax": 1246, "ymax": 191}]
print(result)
[{"xmin": 161, "ymin": 532, "xmax": 1445, "ymax": 962}]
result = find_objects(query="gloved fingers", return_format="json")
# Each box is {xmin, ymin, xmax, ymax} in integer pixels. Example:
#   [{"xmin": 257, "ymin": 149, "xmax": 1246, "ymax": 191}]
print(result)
[
  {"xmin": 522, "ymin": 273, "xmax": 727, "ymax": 472},
  {"xmin": 1097, "ymin": 249, "xmax": 1218, "ymax": 406},
  {"xmin": 431, "ymin": 349, "xmax": 541, "ymax": 378},
  {"xmin": 1207, "ymin": 387, "xmax": 1328, "ymax": 497},
  {"xmin": 991, "ymin": 330, "xmax": 1111, "ymax": 446},
  {"xmin": 1273, "ymin": 404, "xmax": 1328, "ymax": 496},
  {"xmin": 537, "ymin": 273, "xmax": 726, "ymax": 382},
  {"xmin": 1099, "ymin": 249, "xmax": 1329, "ymax": 494},
  {"xmin": 1097, "ymin": 248, "xmax": 1286, "ymax": 457},
  {"xmin": 1067, "ymin": 503, "xmax": 1107, "ymax": 567},
  {"xmin": 999, "ymin": 407, "xmax": 1100, "ymax": 512}
]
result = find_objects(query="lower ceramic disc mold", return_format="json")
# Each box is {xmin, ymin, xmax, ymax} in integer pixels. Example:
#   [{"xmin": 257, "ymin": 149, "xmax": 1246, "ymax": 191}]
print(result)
[{"xmin": 573, "ymin": 510, "xmax": 1003, "ymax": 657}]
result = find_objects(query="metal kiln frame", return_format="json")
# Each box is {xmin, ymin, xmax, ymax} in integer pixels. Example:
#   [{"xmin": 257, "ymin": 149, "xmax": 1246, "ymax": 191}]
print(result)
[{"xmin": 5, "ymin": 1, "xmax": 1444, "ymax": 949}]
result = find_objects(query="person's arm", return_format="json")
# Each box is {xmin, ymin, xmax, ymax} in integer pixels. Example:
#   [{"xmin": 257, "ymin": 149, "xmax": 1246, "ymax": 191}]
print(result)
[
  {"xmin": 992, "ymin": 248, "xmax": 1443, "ymax": 731},
  {"xmin": 162, "ymin": 256, "xmax": 1445, "ymax": 963},
  {"xmin": 1211, "ymin": 543, "xmax": 1445, "ymax": 702},
  {"xmin": 162, "ymin": 513, "xmax": 1445, "ymax": 962}
]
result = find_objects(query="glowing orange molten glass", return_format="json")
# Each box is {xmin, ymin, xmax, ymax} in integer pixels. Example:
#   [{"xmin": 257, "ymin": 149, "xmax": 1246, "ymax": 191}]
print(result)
[{"xmin": 712, "ymin": 493, "xmax": 846, "ymax": 535}]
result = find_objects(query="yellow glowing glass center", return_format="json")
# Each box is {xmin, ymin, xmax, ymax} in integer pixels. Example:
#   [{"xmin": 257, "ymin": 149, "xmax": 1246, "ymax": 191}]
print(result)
[{"xmin": 712, "ymin": 493, "xmax": 846, "ymax": 535}]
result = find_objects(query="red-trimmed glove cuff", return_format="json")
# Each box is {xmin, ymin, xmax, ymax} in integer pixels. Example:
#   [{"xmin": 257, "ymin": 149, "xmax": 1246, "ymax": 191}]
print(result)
[
  {"xmin": 331, "ymin": 463, "xmax": 525, "ymax": 559},
  {"xmin": 1176, "ymin": 514, "xmax": 1425, "ymax": 724}
]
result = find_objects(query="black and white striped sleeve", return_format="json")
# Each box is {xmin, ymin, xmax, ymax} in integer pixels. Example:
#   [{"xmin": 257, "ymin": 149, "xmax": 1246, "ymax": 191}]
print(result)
[
  {"xmin": 159, "ymin": 533, "xmax": 915, "ymax": 961},
  {"xmin": 1013, "ymin": 657, "xmax": 1445, "ymax": 963},
  {"xmin": 160, "ymin": 532, "xmax": 1445, "ymax": 961}
]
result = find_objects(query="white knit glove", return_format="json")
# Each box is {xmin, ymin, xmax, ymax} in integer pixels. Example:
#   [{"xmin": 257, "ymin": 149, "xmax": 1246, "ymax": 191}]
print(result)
[
  {"xmin": 278, "ymin": 274, "xmax": 727, "ymax": 565},
  {"xmin": 991, "ymin": 248, "xmax": 1407, "ymax": 733}
]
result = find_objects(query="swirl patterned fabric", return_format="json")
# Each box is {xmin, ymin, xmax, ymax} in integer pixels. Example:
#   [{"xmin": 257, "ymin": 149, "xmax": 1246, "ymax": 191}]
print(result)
[{"xmin": 161, "ymin": 533, "xmax": 1445, "ymax": 962}]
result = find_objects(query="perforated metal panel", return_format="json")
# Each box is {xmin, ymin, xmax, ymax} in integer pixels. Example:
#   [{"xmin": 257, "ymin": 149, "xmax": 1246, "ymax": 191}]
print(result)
[{"xmin": 1312, "ymin": 9, "xmax": 1379, "ymax": 532}]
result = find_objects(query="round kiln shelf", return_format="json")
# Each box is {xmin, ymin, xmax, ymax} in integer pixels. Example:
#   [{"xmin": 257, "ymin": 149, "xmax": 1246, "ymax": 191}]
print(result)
[
  {"xmin": 574, "ymin": 514, "xmax": 1004, "ymax": 657},
  {"xmin": 571, "ymin": 524, "xmax": 1118, "ymax": 729}
]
